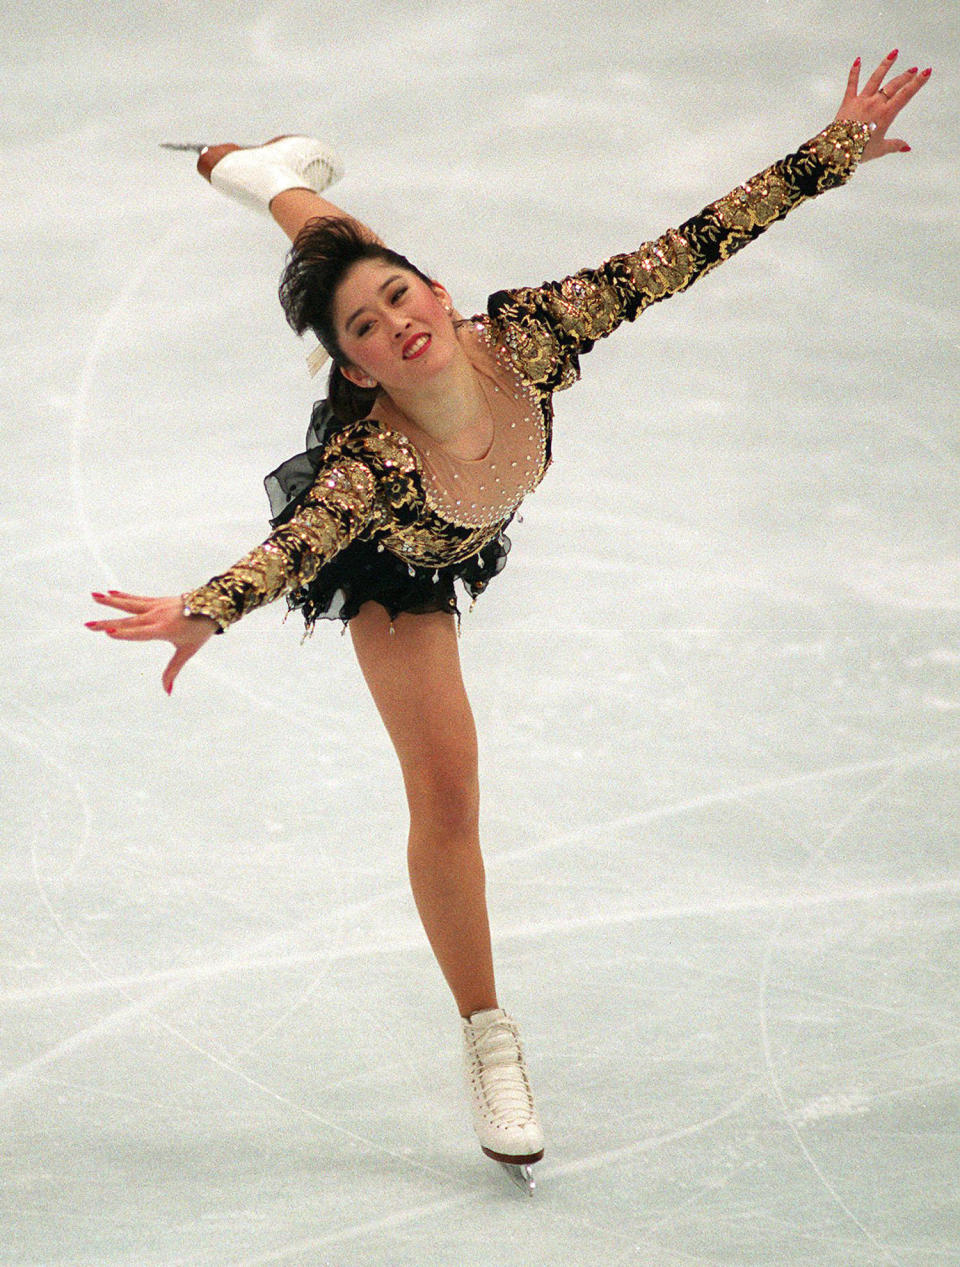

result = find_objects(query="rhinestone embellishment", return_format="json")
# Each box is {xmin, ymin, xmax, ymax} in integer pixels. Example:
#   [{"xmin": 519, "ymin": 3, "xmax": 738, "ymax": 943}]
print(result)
[{"xmin": 415, "ymin": 321, "xmax": 547, "ymax": 529}]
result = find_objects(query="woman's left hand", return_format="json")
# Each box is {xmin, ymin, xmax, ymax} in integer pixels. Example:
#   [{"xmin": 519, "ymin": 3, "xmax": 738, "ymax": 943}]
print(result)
[{"xmin": 836, "ymin": 50, "xmax": 931, "ymax": 162}]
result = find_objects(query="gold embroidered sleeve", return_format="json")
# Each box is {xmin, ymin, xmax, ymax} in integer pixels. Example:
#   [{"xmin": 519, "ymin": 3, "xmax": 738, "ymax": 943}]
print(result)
[
  {"xmin": 181, "ymin": 452, "xmax": 378, "ymax": 630},
  {"xmin": 487, "ymin": 120, "xmax": 870, "ymax": 391}
]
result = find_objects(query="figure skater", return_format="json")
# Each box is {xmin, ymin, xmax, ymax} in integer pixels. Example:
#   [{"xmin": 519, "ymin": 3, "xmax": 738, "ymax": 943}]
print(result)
[{"xmin": 86, "ymin": 52, "xmax": 929, "ymax": 1192}]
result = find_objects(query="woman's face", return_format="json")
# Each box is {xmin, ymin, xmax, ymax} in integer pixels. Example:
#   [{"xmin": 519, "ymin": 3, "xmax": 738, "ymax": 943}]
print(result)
[{"xmin": 331, "ymin": 259, "xmax": 458, "ymax": 394}]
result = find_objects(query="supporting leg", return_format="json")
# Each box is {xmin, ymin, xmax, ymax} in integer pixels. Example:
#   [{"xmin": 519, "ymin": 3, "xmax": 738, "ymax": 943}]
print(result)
[
  {"xmin": 349, "ymin": 602, "xmax": 497, "ymax": 1018},
  {"xmin": 349, "ymin": 605, "xmax": 544, "ymax": 1188}
]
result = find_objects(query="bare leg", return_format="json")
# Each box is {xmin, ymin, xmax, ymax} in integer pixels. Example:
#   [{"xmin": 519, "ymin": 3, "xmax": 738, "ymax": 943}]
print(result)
[
  {"xmin": 269, "ymin": 187, "xmax": 381, "ymax": 244},
  {"xmin": 349, "ymin": 602, "xmax": 497, "ymax": 1017}
]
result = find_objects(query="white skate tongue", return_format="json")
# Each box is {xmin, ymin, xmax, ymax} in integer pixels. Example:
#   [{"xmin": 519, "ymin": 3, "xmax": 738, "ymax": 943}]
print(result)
[{"xmin": 468, "ymin": 1008, "xmax": 508, "ymax": 1025}]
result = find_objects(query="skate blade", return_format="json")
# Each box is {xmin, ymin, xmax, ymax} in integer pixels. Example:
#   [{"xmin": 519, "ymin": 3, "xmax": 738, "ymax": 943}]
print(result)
[
  {"xmin": 160, "ymin": 142, "xmax": 209, "ymax": 153},
  {"xmin": 499, "ymin": 1161, "xmax": 536, "ymax": 1196}
]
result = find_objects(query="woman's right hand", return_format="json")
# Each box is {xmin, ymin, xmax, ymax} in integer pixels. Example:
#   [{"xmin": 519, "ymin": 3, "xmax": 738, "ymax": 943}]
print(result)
[{"xmin": 85, "ymin": 592, "xmax": 218, "ymax": 695}]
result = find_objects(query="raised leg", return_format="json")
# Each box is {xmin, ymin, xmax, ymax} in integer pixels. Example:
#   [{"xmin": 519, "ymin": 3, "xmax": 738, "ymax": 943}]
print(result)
[
  {"xmin": 348, "ymin": 602, "xmax": 497, "ymax": 1017},
  {"xmin": 197, "ymin": 137, "xmax": 381, "ymax": 243},
  {"xmin": 268, "ymin": 186, "xmax": 380, "ymax": 244}
]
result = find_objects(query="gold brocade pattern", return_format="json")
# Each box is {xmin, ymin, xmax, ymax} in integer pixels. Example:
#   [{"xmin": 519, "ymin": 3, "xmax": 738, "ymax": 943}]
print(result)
[
  {"xmin": 182, "ymin": 120, "xmax": 868, "ymax": 631},
  {"xmin": 484, "ymin": 120, "xmax": 869, "ymax": 392}
]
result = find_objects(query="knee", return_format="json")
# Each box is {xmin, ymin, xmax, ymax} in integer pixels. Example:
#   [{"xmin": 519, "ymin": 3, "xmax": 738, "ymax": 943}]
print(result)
[{"xmin": 404, "ymin": 755, "xmax": 479, "ymax": 840}]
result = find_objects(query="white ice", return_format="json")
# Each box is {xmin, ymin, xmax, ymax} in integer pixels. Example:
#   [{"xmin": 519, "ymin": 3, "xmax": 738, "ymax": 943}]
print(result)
[{"xmin": 2, "ymin": 1, "xmax": 959, "ymax": 1264}]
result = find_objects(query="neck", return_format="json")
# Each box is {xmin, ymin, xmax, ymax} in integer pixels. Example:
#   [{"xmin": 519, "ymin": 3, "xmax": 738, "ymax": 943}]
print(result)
[{"xmin": 380, "ymin": 339, "xmax": 485, "ymax": 445}]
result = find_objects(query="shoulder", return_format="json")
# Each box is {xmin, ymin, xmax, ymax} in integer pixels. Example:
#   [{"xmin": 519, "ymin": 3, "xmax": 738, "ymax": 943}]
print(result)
[
  {"xmin": 480, "ymin": 294, "xmax": 579, "ymax": 392},
  {"xmin": 323, "ymin": 417, "xmax": 420, "ymax": 475}
]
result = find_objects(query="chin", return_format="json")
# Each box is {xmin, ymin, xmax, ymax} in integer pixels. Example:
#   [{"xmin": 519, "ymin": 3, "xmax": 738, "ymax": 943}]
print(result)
[{"xmin": 416, "ymin": 333, "xmax": 457, "ymax": 373}]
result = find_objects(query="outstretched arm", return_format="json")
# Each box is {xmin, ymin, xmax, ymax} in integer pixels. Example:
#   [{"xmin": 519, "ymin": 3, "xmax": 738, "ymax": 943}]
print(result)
[
  {"xmin": 85, "ymin": 440, "xmax": 382, "ymax": 693},
  {"xmin": 487, "ymin": 53, "xmax": 931, "ymax": 392}
]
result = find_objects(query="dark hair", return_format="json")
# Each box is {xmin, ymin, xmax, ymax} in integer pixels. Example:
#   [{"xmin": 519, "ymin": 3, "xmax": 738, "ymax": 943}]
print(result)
[{"xmin": 279, "ymin": 216, "xmax": 434, "ymax": 425}]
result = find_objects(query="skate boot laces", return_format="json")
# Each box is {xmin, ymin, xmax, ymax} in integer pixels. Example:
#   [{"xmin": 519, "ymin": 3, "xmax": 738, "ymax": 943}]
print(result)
[{"xmin": 466, "ymin": 1013, "xmax": 536, "ymax": 1126}]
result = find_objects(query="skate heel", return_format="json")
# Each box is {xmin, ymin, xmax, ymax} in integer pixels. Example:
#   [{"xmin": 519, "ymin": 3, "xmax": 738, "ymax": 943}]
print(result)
[
  {"xmin": 480, "ymin": 1143, "xmax": 544, "ymax": 1166},
  {"xmin": 197, "ymin": 143, "xmax": 241, "ymax": 182}
]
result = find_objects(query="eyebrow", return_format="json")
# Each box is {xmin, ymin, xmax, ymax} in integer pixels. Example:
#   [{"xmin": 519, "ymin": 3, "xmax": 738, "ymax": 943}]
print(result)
[{"xmin": 344, "ymin": 274, "xmax": 405, "ymax": 333}]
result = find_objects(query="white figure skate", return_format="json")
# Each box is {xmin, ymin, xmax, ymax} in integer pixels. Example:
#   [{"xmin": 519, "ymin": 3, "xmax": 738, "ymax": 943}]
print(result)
[
  {"xmin": 162, "ymin": 135, "xmax": 344, "ymax": 215},
  {"xmin": 462, "ymin": 1008, "xmax": 544, "ymax": 1195}
]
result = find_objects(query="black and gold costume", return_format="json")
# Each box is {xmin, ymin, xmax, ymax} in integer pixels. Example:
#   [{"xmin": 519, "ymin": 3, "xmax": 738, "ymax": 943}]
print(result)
[{"xmin": 182, "ymin": 120, "xmax": 869, "ymax": 633}]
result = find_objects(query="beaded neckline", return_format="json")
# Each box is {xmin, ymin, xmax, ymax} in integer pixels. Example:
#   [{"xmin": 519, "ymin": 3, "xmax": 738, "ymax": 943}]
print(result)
[{"xmin": 378, "ymin": 318, "xmax": 547, "ymax": 529}]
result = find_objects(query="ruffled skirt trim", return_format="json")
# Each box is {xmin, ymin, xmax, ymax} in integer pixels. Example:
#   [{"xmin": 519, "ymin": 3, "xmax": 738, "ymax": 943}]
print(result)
[{"xmin": 286, "ymin": 531, "xmax": 511, "ymax": 632}]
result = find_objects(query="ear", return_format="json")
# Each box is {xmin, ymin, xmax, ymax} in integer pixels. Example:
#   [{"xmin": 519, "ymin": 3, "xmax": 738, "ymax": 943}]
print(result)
[
  {"xmin": 431, "ymin": 281, "xmax": 454, "ymax": 314},
  {"xmin": 339, "ymin": 363, "xmax": 378, "ymax": 390}
]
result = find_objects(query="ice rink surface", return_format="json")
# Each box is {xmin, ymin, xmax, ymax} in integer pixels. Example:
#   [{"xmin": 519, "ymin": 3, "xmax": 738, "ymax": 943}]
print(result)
[{"xmin": 3, "ymin": 1, "xmax": 959, "ymax": 1263}]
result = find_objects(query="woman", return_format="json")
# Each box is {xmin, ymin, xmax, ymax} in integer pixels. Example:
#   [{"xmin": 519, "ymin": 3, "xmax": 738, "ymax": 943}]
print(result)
[{"xmin": 86, "ymin": 53, "xmax": 929, "ymax": 1191}]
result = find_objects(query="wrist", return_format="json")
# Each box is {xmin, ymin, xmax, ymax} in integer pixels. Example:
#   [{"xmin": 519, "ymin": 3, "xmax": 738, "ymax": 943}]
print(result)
[{"xmin": 180, "ymin": 599, "xmax": 225, "ymax": 635}]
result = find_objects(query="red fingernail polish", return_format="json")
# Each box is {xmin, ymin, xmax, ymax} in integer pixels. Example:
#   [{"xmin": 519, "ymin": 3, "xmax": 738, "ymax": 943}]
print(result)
[
  {"xmin": 922, "ymin": 67, "xmax": 932, "ymax": 77},
  {"xmin": 853, "ymin": 56, "xmax": 861, "ymax": 67},
  {"xmin": 887, "ymin": 48, "xmax": 898, "ymax": 60},
  {"xmin": 105, "ymin": 627, "xmax": 117, "ymax": 634},
  {"xmin": 907, "ymin": 66, "xmax": 918, "ymax": 74},
  {"xmin": 901, "ymin": 144, "xmax": 911, "ymax": 152},
  {"xmin": 84, "ymin": 621, "xmax": 98, "ymax": 629},
  {"xmin": 91, "ymin": 592, "xmax": 105, "ymax": 599}
]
